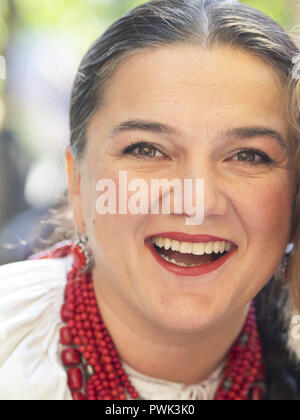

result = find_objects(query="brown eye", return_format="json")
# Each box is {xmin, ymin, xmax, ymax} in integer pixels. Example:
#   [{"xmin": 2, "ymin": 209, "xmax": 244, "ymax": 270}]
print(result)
[
  {"xmin": 237, "ymin": 151, "xmax": 257, "ymax": 162},
  {"xmin": 123, "ymin": 142, "xmax": 165, "ymax": 160},
  {"xmin": 232, "ymin": 149, "xmax": 273, "ymax": 166},
  {"xmin": 138, "ymin": 145, "xmax": 160, "ymax": 157}
]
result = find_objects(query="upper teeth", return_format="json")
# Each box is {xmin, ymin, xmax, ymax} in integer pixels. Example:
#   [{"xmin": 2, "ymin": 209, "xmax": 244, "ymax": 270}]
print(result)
[{"xmin": 152, "ymin": 237, "xmax": 233, "ymax": 255}]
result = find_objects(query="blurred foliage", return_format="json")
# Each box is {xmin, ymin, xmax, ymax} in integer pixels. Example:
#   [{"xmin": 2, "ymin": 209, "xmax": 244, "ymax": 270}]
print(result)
[
  {"xmin": 14, "ymin": 0, "xmax": 143, "ymax": 26},
  {"xmin": 242, "ymin": 0, "xmax": 296, "ymax": 27},
  {"xmin": 0, "ymin": 0, "xmax": 297, "ymax": 55},
  {"xmin": 0, "ymin": 0, "xmax": 144, "ymax": 55}
]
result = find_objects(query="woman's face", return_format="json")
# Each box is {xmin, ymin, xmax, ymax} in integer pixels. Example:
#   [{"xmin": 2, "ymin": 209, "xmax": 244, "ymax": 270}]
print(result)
[{"xmin": 68, "ymin": 45, "xmax": 296, "ymax": 333}]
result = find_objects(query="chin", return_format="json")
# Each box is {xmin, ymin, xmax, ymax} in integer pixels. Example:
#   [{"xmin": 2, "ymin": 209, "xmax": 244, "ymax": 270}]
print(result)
[{"xmin": 144, "ymin": 291, "xmax": 227, "ymax": 333}]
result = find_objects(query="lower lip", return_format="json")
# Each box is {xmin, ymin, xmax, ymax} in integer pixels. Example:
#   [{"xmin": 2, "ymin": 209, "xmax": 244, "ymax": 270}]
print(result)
[{"xmin": 145, "ymin": 240, "xmax": 238, "ymax": 277}]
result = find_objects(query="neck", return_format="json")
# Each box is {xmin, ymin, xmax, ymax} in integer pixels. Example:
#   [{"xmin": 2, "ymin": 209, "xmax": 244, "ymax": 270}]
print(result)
[{"xmin": 93, "ymin": 272, "xmax": 250, "ymax": 385}]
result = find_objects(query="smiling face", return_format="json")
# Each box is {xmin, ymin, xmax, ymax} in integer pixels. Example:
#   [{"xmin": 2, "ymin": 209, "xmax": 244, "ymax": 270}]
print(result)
[{"xmin": 67, "ymin": 44, "xmax": 296, "ymax": 334}]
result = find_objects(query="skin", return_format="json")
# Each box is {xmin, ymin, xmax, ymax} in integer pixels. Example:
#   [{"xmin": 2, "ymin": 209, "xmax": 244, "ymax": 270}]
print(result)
[{"xmin": 66, "ymin": 44, "xmax": 296, "ymax": 385}]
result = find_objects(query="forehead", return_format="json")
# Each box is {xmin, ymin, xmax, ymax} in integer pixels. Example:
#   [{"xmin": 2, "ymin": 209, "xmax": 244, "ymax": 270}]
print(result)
[{"xmin": 97, "ymin": 44, "xmax": 287, "ymax": 137}]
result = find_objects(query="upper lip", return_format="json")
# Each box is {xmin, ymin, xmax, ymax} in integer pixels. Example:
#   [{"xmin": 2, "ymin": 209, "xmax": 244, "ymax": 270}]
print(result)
[{"xmin": 146, "ymin": 232, "xmax": 237, "ymax": 245}]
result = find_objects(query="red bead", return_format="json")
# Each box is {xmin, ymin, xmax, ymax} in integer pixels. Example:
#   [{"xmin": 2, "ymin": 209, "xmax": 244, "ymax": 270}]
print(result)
[
  {"xmin": 72, "ymin": 246, "xmax": 86, "ymax": 270},
  {"xmin": 77, "ymin": 305, "xmax": 85, "ymax": 314},
  {"xmin": 67, "ymin": 271, "xmax": 76, "ymax": 281},
  {"xmin": 109, "ymin": 381, "xmax": 118, "ymax": 389},
  {"xmin": 104, "ymin": 364, "xmax": 114, "ymax": 372},
  {"xmin": 67, "ymin": 303, "xmax": 75, "ymax": 311},
  {"xmin": 60, "ymin": 327, "xmax": 73, "ymax": 345},
  {"xmin": 51, "ymin": 243, "xmax": 72, "ymax": 258},
  {"xmin": 239, "ymin": 390, "xmax": 248, "ymax": 399},
  {"xmin": 67, "ymin": 320, "xmax": 76, "ymax": 329},
  {"xmin": 102, "ymin": 356, "xmax": 112, "ymax": 364},
  {"xmin": 62, "ymin": 348, "xmax": 81, "ymax": 366},
  {"xmin": 86, "ymin": 345, "xmax": 94, "ymax": 352},
  {"xmin": 72, "ymin": 391, "xmax": 85, "ymax": 400},
  {"xmin": 61, "ymin": 304, "xmax": 74, "ymax": 322},
  {"xmin": 68, "ymin": 368, "xmax": 83, "ymax": 390},
  {"xmin": 250, "ymin": 386, "xmax": 263, "ymax": 401},
  {"xmin": 228, "ymin": 391, "xmax": 235, "ymax": 399},
  {"xmin": 71, "ymin": 328, "xmax": 78, "ymax": 337},
  {"xmin": 83, "ymin": 352, "xmax": 91, "ymax": 360}
]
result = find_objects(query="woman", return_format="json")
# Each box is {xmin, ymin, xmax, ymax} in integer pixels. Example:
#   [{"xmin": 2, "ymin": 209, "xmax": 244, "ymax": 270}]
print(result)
[{"xmin": 0, "ymin": 0, "xmax": 300, "ymax": 400}]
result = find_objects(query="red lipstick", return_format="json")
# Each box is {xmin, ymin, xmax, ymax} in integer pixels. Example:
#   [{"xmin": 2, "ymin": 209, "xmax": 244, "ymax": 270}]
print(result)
[
  {"xmin": 145, "ymin": 232, "xmax": 237, "ymax": 277},
  {"xmin": 148, "ymin": 232, "xmax": 236, "ymax": 244}
]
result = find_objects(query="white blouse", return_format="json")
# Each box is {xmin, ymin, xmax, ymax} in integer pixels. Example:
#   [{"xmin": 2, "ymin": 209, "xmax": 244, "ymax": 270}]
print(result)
[{"xmin": 0, "ymin": 257, "xmax": 224, "ymax": 400}]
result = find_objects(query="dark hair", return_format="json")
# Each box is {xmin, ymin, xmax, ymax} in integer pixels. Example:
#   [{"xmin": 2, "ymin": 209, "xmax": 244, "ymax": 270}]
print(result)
[{"xmin": 66, "ymin": 0, "xmax": 300, "ymax": 399}]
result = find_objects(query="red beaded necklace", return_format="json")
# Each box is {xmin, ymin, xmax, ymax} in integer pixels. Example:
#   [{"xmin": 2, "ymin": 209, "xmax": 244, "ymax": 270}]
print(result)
[{"xmin": 31, "ymin": 241, "xmax": 265, "ymax": 401}]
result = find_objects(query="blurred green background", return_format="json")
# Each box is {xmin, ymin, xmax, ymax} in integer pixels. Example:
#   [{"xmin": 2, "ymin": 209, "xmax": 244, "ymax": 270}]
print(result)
[{"xmin": 0, "ymin": 0, "xmax": 299, "ymax": 263}]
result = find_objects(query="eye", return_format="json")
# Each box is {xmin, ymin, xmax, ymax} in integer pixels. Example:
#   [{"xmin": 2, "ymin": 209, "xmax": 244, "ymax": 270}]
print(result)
[
  {"xmin": 231, "ymin": 149, "xmax": 274, "ymax": 166},
  {"xmin": 122, "ymin": 142, "xmax": 167, "ymax": 160}
]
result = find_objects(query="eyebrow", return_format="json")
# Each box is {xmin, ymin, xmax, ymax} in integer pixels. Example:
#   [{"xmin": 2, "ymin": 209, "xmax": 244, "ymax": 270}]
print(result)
[
  {"xmin": 107, "ymin": 120, "xmax": 177, "ymax": 139},
  {"xmin": 106, "ymin": 119, "xmax": 287, "ymax": 149}
]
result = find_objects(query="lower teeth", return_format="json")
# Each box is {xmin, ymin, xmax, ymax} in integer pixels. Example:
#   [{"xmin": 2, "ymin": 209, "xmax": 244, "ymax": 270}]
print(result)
[{"xmin": 160, "ymin": 253, "xmax": 206, "ymax": 267}]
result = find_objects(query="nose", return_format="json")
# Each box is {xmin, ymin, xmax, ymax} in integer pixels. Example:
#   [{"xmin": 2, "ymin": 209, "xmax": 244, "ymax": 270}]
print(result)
[
  {"xmin": 177, "ymin": 162, "xmax": 229, "ymax": 223},
  {"xmin": 202, "ymin": 176, "xmax": 228, "ymax": 219}
]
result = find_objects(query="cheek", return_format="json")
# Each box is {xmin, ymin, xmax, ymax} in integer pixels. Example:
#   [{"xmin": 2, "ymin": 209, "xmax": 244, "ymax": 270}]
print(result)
[
  {"xmin": 234, "ymin": 174, "xmax": 294, "ymax": 248},
  {"xmin": 223, "ymin": 173, "xmax": 295, "ymax": 304},
  {"xmin": 80, "ymin": 167, "xmax": 145, "ymax": 258}
]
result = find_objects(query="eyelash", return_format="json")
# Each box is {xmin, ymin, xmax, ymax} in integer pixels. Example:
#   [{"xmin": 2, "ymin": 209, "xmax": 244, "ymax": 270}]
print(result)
[
  {"xmin": 231, "ymin": 149, "xmax": 274, "ymax": 166},
  {"xmin": 122, "ymin": 141, "xmax": 275, "ymax": 166},
  {"xmin": 122, "ymin": 142, "xmax": 167, "ymax": 161}
]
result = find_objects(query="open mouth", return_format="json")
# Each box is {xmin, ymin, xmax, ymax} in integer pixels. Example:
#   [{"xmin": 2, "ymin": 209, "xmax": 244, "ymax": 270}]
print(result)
[{"xmin": 147, "ymin": 235, "xmax": 236, "ymax": 269}]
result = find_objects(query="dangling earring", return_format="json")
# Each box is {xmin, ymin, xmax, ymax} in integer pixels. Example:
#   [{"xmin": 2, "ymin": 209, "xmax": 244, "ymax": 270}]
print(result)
[
  {"xmin": 284, "ymin": 243, "xmax": 294, "ymax": 282},
  {"xmin": 71, "ymin": 234, "xmax": 94, "ymax": 272}
]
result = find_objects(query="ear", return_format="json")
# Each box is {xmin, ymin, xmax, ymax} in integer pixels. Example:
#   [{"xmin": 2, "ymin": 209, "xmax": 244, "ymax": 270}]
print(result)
[{"xmin": 65, "ymin": 146, "xmax": 86, "ymax": 233}]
